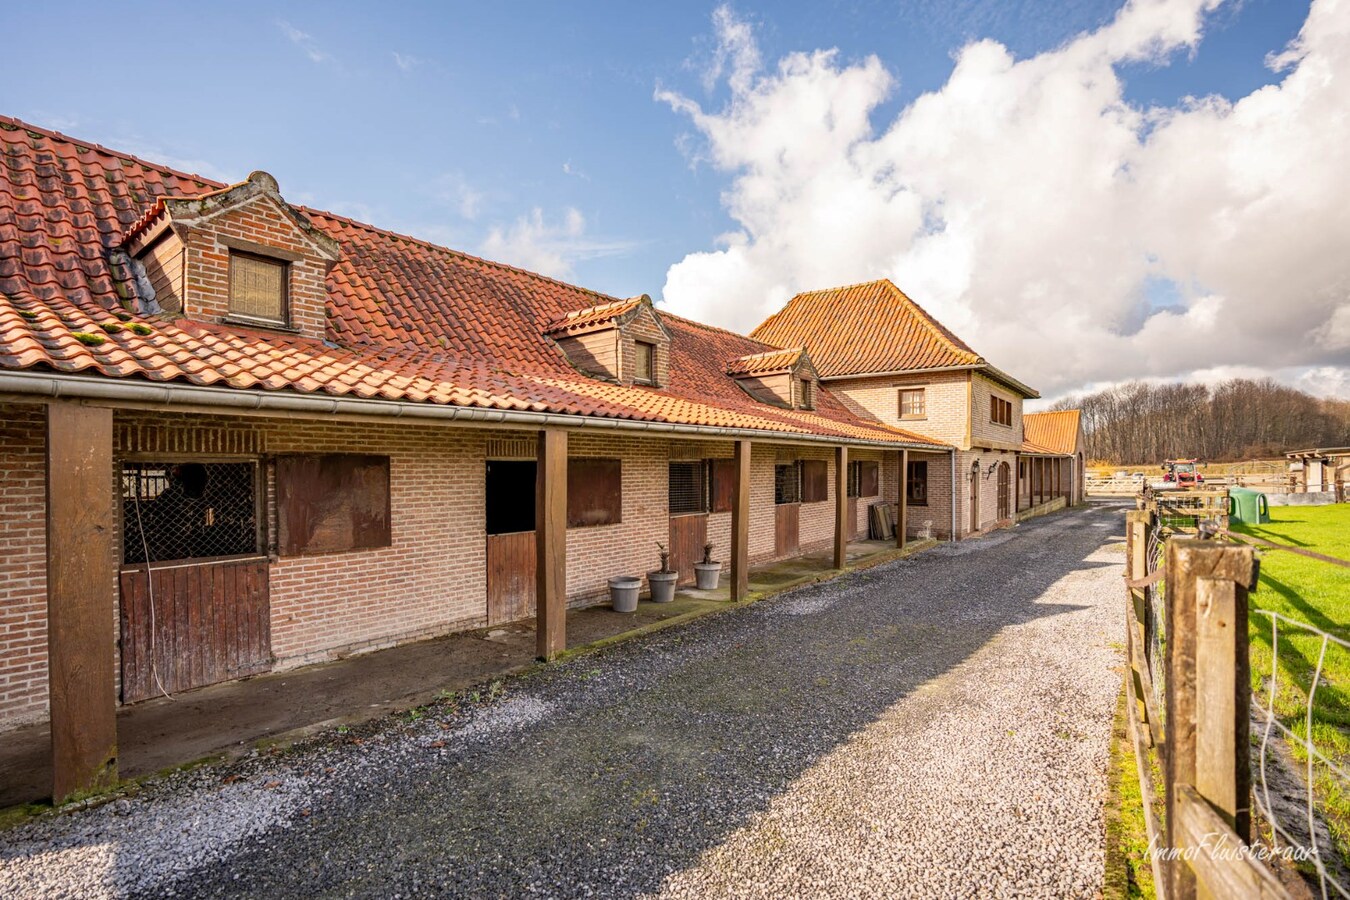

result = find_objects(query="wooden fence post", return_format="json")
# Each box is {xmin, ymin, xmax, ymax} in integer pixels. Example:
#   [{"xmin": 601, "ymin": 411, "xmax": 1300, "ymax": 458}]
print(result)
[
  {"xmin": 1164, "ymin": 538, "xmax": 1258, "ymax": 900},
  {"xmin": 1195, "ymin": 573, "xmax": 1250, "ymax": 840},
  {"xmin": 1125, "ymin": 510, "xmax": 1154, "ymax": 745}
]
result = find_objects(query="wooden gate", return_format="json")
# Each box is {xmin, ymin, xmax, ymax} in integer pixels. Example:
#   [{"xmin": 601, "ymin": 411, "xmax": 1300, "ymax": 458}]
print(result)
[
  {"xmin": 775, "ymin": 504, "xmax": 800, "ymax": 557},
  {"xmin": 119, "ymin": 557, "xmax": 271, "ymax": 703},
  {"xmin": 997, "ymin": 462, "xmax": 1011, "ymax": 521},
  {"xmin": 487, "ymin": 531, "xmax": 536, "ymax": 625},
  {"xmin": 669, "ymin": 514, "xmax": 708, "ymax": 586}
]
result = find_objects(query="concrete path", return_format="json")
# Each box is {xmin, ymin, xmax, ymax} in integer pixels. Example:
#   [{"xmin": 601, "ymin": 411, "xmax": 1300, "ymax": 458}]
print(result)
[{"xmin": 0, "ymin": 503, "xmax": 1127, "ymax": 899}]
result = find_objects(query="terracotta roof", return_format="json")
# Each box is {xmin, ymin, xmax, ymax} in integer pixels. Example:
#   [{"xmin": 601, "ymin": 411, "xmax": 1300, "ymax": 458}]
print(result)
[
  {"xmin": 1022, "ymin": 410, "xmax": 1082, "ymax": 456},
  {"xmin": 750, "ymin": 279, "xmax": 1039, "ymax": 397},
  {"xmin": 750, "ymin": 279, "xmax": 981, "ymax": 375},
  {"xmin": 0, "ymin": 115, "xmax": 944, "ymax": 448},
  {"xmin": 726, "ymin": 347, "xmax": 806, "ymax": 377},
  {"xmin": 543, "ymin": 297, "xmax": 645, "ymax": 336}
]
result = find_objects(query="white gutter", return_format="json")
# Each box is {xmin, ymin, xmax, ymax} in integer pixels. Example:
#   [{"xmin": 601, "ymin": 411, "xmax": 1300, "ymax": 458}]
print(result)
[{"xmin": 0, "ymin": 369, "xmax": 945, "ymax": 452}]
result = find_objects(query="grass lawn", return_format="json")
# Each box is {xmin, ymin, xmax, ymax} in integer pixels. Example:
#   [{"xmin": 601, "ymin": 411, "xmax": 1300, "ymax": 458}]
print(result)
[{"xmin": 1233, "ymin": 504, "xmax": 1350, "ymax": 865}]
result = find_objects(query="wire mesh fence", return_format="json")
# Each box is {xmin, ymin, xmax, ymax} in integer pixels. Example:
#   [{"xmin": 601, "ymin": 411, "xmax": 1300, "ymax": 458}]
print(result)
[{"xmin": 1250, "ymin": 609, "xmax": 1350, "ymax": 899}]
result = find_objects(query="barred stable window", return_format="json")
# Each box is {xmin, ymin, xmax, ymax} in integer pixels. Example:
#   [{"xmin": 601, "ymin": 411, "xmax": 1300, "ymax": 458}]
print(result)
[
  {"xmin": 229, "ymin": 251, "xmax": 288, "ymax": 324},
  {"xmin": 899, "ymin": 388, "xmax": 926, "ymax": 419},
  {"xmin": 669, "ymin": 461, "xmax": 709, "ymax": 514},
  {"xmin": 851, "ymin": 459, "xmax": 879, "ymax": 497},
  {"xmin": 634, "ymin": 341, "xmax": 656, "ymax": 384},
  {"xmin": 990, "ymin": 396, "xmax": 1013, "ymax": 427},
  {"xmin": 906, "ymin": 460, "xmax": 929, "ymax": 506},
  {"xmin": 775, "ymin": 462, "xmax": 801, "ymax": 505},
  {"xmin": 121, "ymin": 461, "xmax": 260, "ymax": 564}
]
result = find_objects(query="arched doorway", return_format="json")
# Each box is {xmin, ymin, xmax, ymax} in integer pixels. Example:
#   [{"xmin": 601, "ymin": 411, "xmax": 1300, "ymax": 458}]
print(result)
[
  {"xmin": 969, "ymin": 461, "xmax": 981, "ymax": 535},
  {"xmin": 997, "ymin": 461, "xmax": 1011, "ymax": 520}
]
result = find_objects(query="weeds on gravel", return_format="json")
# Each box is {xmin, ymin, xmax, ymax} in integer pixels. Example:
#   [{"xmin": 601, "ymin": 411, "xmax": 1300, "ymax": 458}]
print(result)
[{"xmin": 1108, "ymin": 686, "xmax": 1159, "ymax": 899}]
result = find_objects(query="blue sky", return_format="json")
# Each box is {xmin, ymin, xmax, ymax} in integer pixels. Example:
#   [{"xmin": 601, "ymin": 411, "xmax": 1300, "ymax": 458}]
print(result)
[
  {"xmin": 5, "ymin": 0, "xmax": 1343, "ymax": 400},
  {"xmin": 4, "ymin": 0, "xmax": 1304, "ymax": 297}
]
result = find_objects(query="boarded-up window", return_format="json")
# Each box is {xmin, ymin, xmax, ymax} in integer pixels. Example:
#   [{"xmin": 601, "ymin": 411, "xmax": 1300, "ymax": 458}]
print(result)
[
  {"xmin": 229, "ymin": 251, "xmax": 287, "ymax": 323},
  {"xmin": 711, "ymin": 458, "xmax": 737, "ymax": 512},
  {"xmin": 669, "ymin": 461, "xmax": 709, "ymax": 515},
  {"xmin": 277, "ymin": 454, "xmax": 391, "ymax": 556},
  {"xmin": 634, "ymin": 341, "xmax": 655, "ymax": 384},
  {"xmin": 568, "ymin": 458, "xmax": 622, "ymax": 527},
  {"xmin": 775, "ymin": 463, "xmax": 801, "ymax": 505},
  {"xmin": 907, "ymin": 460, "xmax": 929, "ymax": 506},
  {"xmin": 802, "ymin": 459, "xmax": 829, "ymax": 503}
]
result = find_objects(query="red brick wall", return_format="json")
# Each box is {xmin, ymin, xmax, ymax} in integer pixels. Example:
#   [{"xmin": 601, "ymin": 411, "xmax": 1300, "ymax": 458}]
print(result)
[
  {"xmin": 0, "ymin": 404, "xmax": 48, "ymax": 727},
  {"xmin": 0, "ymin": 405, "xmax": 894, "ymax": 729},
  {"xmin": 179, "ymin": 195, "xmax": 330, "ymax": 338}
]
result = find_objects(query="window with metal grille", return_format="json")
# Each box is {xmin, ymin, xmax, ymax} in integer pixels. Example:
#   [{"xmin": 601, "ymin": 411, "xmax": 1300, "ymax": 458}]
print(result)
[
  {"xmin": 121, "ymin": 461, "xmax": 260, "ymax": 564},
  {"xmin": 899, "ymin": 388, "xmax": 926, "ymax": 419},
  {"xmin": 775, "ymin": 462, "xmax": 801, "ymax": 505},
  {"xmin": 847, "ymin": 460, "xmax": 861, "ymax": 498},
  {"xmin": 229, "ymin": 251, "xmax": 288, "ymax": 323},
  {"xmin": 669, "ymin": 461, "xmax": 709, "ymax": 514},
  {"xmin": 906, "ymin": 460, "xmax": 929, "ymax": 506},
  {"xmin": 848, "ymin": 460, "xmax": 879, "ymax": 498}
]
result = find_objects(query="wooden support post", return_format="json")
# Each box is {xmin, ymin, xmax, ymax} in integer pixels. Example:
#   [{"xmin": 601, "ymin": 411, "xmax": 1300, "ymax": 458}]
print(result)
[
  {"xmin": 535, "ymin": 427, "xmax": 567, "ymax": 661},
  {"xmin": 833, "ymin": 446, "xmax": 848, "ymax": 569},
  {"xmin": 897, "ymin": 449, "xmax": 908, "ymax": 549},
  {"xmin": 46, "ymin": 402, "xmax": 117, "ymax": 803},
  {"xmin": 731, "ymin": 439, "xmax": 751, "ymax": 601},
  {"xmin": 1164, "ymin": 539, "xmax": 1257, "ymax": 900},
  {"xmin": 1196, "ymin": 574, "xmax": 1249, "ymax": 838}
]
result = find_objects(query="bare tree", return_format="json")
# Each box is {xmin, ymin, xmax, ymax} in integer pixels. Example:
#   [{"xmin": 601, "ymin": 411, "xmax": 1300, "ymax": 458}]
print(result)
[{"xmin": 1051, "ymin": 379, "xmax": 1350, "ymax": 463}]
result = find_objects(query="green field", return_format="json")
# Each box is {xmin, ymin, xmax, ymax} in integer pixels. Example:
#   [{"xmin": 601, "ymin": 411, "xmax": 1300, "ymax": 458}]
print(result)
[{"xmin": 1234, "ymin": 505, "xmax": 1350, "ymax": 865}]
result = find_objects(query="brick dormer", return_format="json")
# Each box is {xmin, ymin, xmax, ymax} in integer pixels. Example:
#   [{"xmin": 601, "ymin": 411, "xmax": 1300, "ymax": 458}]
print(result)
[
  {"xmin": 544, "ymin": 294, "xmax": 672, "ymax": 387},
  {"xmin": 121, "ymin": 171, "xmax": 341, "ymax": 338},
  {"xmin": 727, "ymin": 347, "xmax": 820, "ymax": 410}
]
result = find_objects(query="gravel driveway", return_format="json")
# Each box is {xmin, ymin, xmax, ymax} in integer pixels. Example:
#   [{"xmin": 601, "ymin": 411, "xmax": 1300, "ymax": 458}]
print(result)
[{"xmin": 1, "ymin": 502, "xmax": 1126, "ymax": 899}]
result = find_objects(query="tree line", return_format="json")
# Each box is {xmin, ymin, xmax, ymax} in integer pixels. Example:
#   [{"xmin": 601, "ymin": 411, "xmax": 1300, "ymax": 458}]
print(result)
[{"xmin": 1050, "ymin": 378, "xmax": 1350, "ymax": 464}]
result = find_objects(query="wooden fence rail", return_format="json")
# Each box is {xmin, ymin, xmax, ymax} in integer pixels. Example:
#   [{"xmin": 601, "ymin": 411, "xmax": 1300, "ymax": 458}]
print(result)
[{"xmin": 1124, "ymin": 509, "xmax": 1293, "ymax": 900}]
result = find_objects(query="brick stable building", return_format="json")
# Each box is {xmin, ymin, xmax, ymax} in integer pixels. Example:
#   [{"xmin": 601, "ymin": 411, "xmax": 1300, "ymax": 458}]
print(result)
[
  {"xmin": 0, "ymin": 117, "xmax": 953, "ymax": 800},
  {"xmin": 751, "ymin": 279, "xmax": 1084, "ymax": 538}
]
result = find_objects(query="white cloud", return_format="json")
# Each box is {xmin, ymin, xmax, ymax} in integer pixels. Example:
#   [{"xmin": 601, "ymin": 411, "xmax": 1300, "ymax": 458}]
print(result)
[
  {"xmin": 658, "ymin": 0, "xmax": 1350, "ymax": 398},
  {"xmin": 434, "ymin": 173, "xmax": 485, "ymax": 220},
  {"xmin": 392, "ymin": 51, "xmax": 424, "ymax": 72},
  {"xmin": 479, "ymin": 208, "xmax": 640, "ymax": 280},
  {"xmin": 277, "ymin": 21, "xmax": 330, "ymax": 64}
]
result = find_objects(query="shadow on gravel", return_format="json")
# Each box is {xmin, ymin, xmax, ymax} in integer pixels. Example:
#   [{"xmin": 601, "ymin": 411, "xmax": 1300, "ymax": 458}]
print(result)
[{"xmin": 139, "ymin": 503, "xmax": 1128, "ymax": 898}]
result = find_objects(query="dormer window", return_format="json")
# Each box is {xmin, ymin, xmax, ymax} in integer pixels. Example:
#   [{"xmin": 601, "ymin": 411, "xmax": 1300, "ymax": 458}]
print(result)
[
  {"xmin": 120, "ymin": 170, "xmax": 341, "ymax": 338},
  {"xmin": 634, "ymin": 340, "xmax": 656, "ymax": 385},
  {"xmin": 728, "ymin": 347, "xmax": 820, "ymax": 410},
  {"xmin": 229, "ymin": 251, "xmax": 288, "ymax": 325},
  {"xmin": 544, "ymin": 295, "xmax": 671, "ymax": 387}
]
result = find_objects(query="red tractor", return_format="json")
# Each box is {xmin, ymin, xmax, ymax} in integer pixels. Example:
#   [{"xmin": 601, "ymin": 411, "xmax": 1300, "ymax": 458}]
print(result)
[{"xmin": 1162, "ymin": 458, "xmax": 1204, "ymax": 487}]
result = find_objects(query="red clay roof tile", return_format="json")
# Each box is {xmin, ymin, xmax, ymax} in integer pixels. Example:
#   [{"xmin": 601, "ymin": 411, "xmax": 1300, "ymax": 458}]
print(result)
[
  {"xmin": 1023, "ymin": 410, "xmax": 1082, "ymax": 456},
  {"xmin": 0, "ymin": 115, "xmax": 943, "ymax": 448}
]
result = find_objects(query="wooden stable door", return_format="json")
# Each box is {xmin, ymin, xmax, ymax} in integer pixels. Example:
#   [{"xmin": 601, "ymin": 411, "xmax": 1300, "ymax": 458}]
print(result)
[
  {"xmin": 669, "ymin": 514, "xmax": 708, "ymax": 586},
  {"xmin": 775, "ymin": 503, "xmax": 800, "ymax": 556},
  {"xmin": 847, "ymin": 497, "xmax": 859, "ymax": 540},
  {"xmin": 119, "ymin": 557, "xmax": 271, "ymax": 703},
  {"xmin": 486, "ymin": 531, "xmax": 535, "ymax": 625}
]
